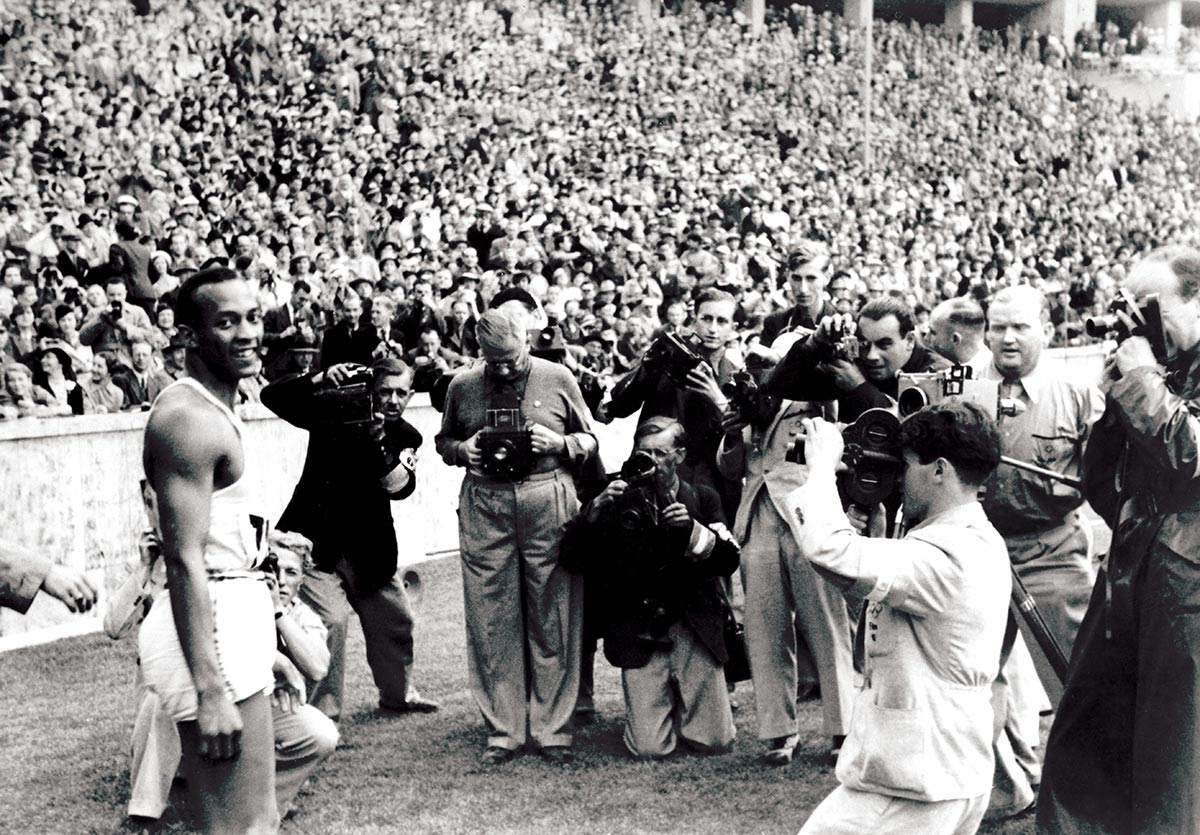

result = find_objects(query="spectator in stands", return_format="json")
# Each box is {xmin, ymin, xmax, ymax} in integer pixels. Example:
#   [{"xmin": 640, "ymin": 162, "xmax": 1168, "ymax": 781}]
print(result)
[
  {"xmin": 30, "ymin": 345, "xmax": 91, "ymax": 416},
  {"xmin": 80, "ymin": 276, "xmax": 154, "ymax": 369},
  {"xmin": 81, "ymin": 352, "xmax": 125, "ymax": 414},
  {"xmin": 113, "ymin": 339, "xmax": 171, "ymax": 410}
]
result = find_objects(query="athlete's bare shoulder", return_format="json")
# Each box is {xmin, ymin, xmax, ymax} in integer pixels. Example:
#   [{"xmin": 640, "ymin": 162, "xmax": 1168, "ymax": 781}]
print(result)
[{"xmin": 144, "ymin": 383, "xmax": 239, "ymax": 486}]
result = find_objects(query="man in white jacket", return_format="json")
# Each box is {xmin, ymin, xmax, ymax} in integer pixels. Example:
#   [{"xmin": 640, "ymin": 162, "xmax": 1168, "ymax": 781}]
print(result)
[{"xmin": 790, "ymin": 401, "xmax": 1010, "ymax": 835}]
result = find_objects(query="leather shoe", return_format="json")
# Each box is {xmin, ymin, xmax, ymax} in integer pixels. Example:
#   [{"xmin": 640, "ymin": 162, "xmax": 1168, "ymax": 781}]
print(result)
[
  {"xmin": 760, "ymin": 735, "xmax": 799, "ymax": 766},
  {"xmin": 539, "ymin": 745, "xmax": 575, "ymax": 764},
  {"xmin": 480, "ymin": 746, "xmax": 516, "ymax": 766},
  {"xmin": 378, "ymin": 692, "xmax": 441, "ymax": 714}
]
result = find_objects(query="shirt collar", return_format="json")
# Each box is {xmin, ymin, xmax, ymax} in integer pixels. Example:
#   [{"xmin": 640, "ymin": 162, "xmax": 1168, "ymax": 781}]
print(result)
[{"xmin": 981, "ymin": 356, "xmax": 1047, "ymax": 405}]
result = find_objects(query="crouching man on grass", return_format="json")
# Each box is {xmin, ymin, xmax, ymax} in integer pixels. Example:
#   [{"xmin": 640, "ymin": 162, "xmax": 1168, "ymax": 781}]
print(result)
[
  {"xmin": 561, "ymin": 416, "xmax": 739, "ymax": 758},
  {"xmin": 789, "ymin": 401, "xmax": 1009, "ymax": 835}
]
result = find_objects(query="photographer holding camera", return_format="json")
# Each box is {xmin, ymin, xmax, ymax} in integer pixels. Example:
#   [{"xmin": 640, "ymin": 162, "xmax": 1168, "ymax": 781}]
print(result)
[
  {"xmin": 764, "ymin": 297, "xmax": 949, "ymax": 425},
  {"xmin": 1039, "ymin": 247, "xmax": 1200, "ymax": 835},
  {"xmin": 436, "ymin": 309, "xmax": 597, "ymax": 765},
  {"xmin": 261, "ymin": 357, "xmax": 440, "ymax": 720},
  {"xmin": 788, "ymin": 402, "xmax": 1008, "ymax": 835},
  {"xmin": 716, "ymin": 388, "xmax": 855, "ymax": 767},
  {"xmin": 608, "ymin": 287, "xmax": 742, "ymax": 519},
  {"xmin": 561, "ymin": 417, "xmax": 739, "ymax": 758}
]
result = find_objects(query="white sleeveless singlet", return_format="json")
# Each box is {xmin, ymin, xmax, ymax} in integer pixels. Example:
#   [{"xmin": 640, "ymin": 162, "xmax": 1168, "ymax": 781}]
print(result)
[{"xmin": 138, "ymin": 378, "xmax": 275, "ymax": 721}]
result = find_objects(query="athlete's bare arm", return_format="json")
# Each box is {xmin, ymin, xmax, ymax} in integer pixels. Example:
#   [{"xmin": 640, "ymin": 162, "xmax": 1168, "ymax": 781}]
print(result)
[{"xmin": 144, "ymin": 390, "xmax": 245, "ymax": 761}]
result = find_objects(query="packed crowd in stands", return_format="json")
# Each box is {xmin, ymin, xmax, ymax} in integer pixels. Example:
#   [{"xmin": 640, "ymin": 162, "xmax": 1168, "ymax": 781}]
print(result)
[{"xmin": 1, "ymin": 0, "xmax": 1199, "ymax": 419}]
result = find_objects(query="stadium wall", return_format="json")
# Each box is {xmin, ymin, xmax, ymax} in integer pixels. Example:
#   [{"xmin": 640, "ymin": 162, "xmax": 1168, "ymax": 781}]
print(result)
[{"xmin": 0, "ymin": 347, "xmax": 1102, "ymax": 650}]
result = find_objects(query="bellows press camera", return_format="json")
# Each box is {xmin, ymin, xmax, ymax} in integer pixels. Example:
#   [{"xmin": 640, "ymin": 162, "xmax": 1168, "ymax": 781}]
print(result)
[
  {"xmin": 643, "ymin": 331, "xmax": 705, "ymax": 388},
  {"xmin": 478, "ymin": 407, "xmax": 535, "ymax": 480}
]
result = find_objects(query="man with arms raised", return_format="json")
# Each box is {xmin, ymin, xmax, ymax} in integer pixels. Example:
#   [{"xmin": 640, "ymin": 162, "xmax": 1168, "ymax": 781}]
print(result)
[
  {"xmin": 790, "ymin": 402, "xmax": 1009, "ymax": 834},
  {"xmin": 1039, "ymin": 247, "xmax": 1200, "ymax": 835},
  {"xmin": 139, "ymin": 267, "xmax": 278, "ymax": 834}
]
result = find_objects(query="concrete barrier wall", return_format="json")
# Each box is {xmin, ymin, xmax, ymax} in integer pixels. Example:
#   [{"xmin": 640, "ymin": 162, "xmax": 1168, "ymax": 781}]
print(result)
[{"xmin": 0, "ymin": 344, "xmax": 1106, "ymax": 650}]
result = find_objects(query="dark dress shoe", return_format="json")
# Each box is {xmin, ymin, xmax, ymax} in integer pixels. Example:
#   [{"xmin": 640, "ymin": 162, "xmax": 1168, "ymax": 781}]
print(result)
[{"xmin": 379, "ymin": 692, "xmax": 441, "ymax": 714}]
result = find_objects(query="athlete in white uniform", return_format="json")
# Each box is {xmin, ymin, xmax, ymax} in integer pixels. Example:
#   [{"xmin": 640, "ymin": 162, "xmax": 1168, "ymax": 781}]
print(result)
[{"xmin": 141, "ymin": 267, "xmax": 278, "ymax": 835}]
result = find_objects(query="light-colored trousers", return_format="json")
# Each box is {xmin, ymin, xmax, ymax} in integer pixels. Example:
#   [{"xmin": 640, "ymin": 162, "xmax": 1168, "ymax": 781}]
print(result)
[
  {"xmin": 800, "ymin": 786, "xmax": 989, "ymax": 835},
  {"xmin": 621, "ymin": 620, "xmax": 735, "ymax": 758},
  {"xmin": 459, "ymin": 470, "xmax": 583, "ymax": 751},
  {"xmin": 742, "ymin": 496, "xmax": 854, "ymax": 740},
  {"xmin": 128, "ymin": 679, "xmax": 338, "ymax": 819}
]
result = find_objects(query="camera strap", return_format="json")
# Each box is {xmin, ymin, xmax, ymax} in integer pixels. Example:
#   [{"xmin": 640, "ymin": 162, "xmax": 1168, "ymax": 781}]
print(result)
[{"xmin": 483, "ymin": 366, "xmax": 531, "ymax": 414}]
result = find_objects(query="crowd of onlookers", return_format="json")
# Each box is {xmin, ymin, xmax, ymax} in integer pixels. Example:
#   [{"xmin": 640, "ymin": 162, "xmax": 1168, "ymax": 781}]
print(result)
[{"xmin": 1, "ymin": 0, "xmax": 1199, "ymax": 419}]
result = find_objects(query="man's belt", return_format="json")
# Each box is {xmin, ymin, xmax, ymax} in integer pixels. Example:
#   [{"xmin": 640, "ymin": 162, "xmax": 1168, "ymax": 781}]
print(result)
[{"xmin": 467, "ymin": 467, "xmax": 569, "ymax": 487}]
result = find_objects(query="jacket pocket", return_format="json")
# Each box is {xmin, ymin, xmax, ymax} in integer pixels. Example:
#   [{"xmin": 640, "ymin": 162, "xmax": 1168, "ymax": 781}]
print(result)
[{"xmin": 858, "ymin": 702, "xmax": 929, "ymax": 795}]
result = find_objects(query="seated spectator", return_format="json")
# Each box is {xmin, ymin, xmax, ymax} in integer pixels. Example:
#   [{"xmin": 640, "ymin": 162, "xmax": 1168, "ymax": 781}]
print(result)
[
  {"xmin": 9, "ymin": 304, "xmax": 38, "ymax": 362},
  {"xmin": 112, "ymin": 339, "xmax": 172, "ymax": 410},
  {"xmin": 80, "ymin": 352, "xmax": 125, "ymax": 414},
  {"xmin": 30, "ymin": 345, "xmax": 92, "ymax": 416},
  {"xmin": 2, "ymin": 362, "xmax": 59, "ymax": 418},
  {"xmin": 79, "ymin": 276, "xmax": 154, "ymax": 369}
]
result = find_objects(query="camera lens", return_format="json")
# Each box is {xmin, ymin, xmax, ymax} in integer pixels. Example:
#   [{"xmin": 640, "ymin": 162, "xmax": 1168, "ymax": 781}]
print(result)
[{"xmin": 897, "ymin": 387, "xmax": 929, "ymax": 417}]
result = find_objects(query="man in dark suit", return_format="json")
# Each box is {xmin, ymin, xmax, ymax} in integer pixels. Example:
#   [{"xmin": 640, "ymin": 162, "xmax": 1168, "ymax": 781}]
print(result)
[
  {"xmin": 262, "ymin": 279, "xmax": 313, "ymax": 365},
  {"xmin": 758, "ymin": 240, "xmax": 836, "ymax": 355},
  {"xmin": 262, "ymin": 358, "xmax": 439, "ymax": 720},
  {"xmin": 561, "ymin": 416, "xmax": 739, "ymax": 758},
  {"xmin": 319, "ymin": 291, "xmax": 377, "ymax": 370},
  {"xmin": 56, "ymin": 228, "xmax": 91, "ymax": 282}
]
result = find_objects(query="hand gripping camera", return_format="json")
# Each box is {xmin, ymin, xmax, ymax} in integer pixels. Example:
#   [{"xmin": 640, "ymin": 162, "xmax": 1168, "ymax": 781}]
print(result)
[
  {"xmin": 785, "ymin": 408, "xmax": 904, "ymax": 506},
  {"xmin": 309, "ymin": 367, "xmax": 376, "ymax": 425},
  {"xmin": 643, "ymin": 331, "xmax": 705, "ymax": 388},
  {"xmin": 612, "ymin": 450, "xmax": 662, "ymax": 533},
  {"xmin": 1085, "ymin": 290, "xmax": 1168, "ymax": 363},
  {"xmin": 478, "ymin": 407, "xmax": 535, "ymax": 480},
  {"xmin": 897, "ymin": 365, "xmax": 1022, "ymax": 423},
  {"xmin": 721, "ymin": 369, "xmax": 765, "ymax": 425},
  {"xmin": 812, "ymin": 318, "xmax": 861, "ymax": 365}
]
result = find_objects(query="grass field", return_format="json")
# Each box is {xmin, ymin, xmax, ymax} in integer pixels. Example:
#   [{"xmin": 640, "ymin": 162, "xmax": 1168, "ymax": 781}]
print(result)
[{"xmin": 0, "ymin": 555, "xmax": 1036, "ymax": 835}]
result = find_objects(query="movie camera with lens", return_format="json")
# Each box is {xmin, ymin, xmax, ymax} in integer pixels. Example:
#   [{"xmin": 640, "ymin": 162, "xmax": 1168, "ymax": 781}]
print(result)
[
  {"xmin": 1085, "ymin": 290, "xmax": 1167, "ymax": 361},
  {"xmin": 644, "ymin": 331, "xmax": 705, "ymax": 388},
  {"xmin": 897, "ymin": 365, "xmax": 1022, "ymax": 422},
  {"xmin": 785, "ymin": 408, "xmax": 904, "ymax": 506},
  {"xmin": 478, "ymin": 407, "xmax": 535, "ymax": 480},
  {"xmin": 721, "ymin": 369, "xmax": 765, "ymax": 424}
]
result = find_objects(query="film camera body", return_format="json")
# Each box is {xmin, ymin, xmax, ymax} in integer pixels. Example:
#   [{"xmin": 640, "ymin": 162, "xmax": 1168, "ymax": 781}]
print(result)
[
  {"xmin": 812, "ymin": 317, "xmax": 860, "ymax": 364},
  {"xmin": 309, "ymin": 367, "xmax": 376, "ymax": 425},
  {"xmin": 1085, "ymin": 290, "xmax": 1167, "ymax": 362},
  {"xmin": 644, "ymin": 331, "xmax": 704, "ymax": 388},
  {"xmin": 896, "ymin": 365, "xmax": 1020, "ymax": 422},
  {"xmin": 478, "ymin": 407, "xmax": 535, "ymax": 480},
  {"xmin": 611, "ymin": 450, "xmax": 663, "ymax": 533}
]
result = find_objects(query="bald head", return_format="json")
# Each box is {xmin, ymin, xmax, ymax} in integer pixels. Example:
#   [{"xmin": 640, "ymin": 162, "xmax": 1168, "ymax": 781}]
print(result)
[
  {"xmin": 928, "ymin": 297, "xmax": 986, "ymax": 364},
  {"xmin": 986, "ymin": 285, "xmax": 1053, "ymax": 380}
]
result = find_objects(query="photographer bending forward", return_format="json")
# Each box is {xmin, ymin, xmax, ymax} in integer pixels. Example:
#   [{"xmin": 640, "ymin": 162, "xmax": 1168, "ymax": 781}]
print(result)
[
  {"xmin": 562, "ymin": 417, "xmax": 739, "ymax": 758},
  {"xmin": 790, "ymin": 402, "xmax": 1008, "ymax": 835},
  {"xmin": 436, "ymin": 309, "xmax": 597, "ymax": 765}
]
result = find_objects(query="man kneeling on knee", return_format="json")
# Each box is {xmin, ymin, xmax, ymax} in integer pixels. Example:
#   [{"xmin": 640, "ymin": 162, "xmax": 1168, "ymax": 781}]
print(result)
[{"xmin": 562, "ymin": 417, "xmax": 739, "ymax": 758}]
